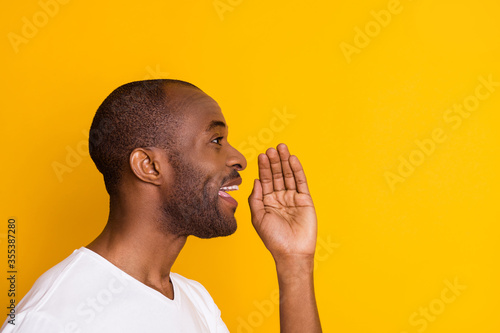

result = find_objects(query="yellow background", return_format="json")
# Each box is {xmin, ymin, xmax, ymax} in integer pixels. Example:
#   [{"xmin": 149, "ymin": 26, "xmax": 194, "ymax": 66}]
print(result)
[{"xmin": 2, "ymin": 0, "xmax": 500, "ymax": 332}]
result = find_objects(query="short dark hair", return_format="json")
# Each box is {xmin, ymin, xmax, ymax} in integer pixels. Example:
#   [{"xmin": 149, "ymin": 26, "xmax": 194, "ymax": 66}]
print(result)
[{"xmin": 89, "ymin": 79, "xmax": 200, "ymax": 195}]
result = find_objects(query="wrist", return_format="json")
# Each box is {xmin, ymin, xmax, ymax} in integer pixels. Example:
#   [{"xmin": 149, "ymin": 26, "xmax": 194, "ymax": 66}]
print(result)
[{"xmin": 274, "ymin": 254, "xmax": 315, "ymax": 283}]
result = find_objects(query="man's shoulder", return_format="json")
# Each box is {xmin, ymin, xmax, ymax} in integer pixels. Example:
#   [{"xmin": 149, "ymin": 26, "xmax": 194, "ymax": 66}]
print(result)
[
  {"xmin": 15, "ymin": 247, "xmax": 129, "ymax": 313},
  {"xmin": 38, "ymin": 247, "xmax": 87, "ymax": 277},
  {"xmin": 0, "ymin": 247, "xmax": 93, "ymax": 331},
  {"xmin": 169, "ymin": 272, "xmax": 228, "ymax": 332},
  {"xmin": 170, "ymin": 272, "xmax": 219, "ymax": 306},
  {"xmin": 170, "ymin": 272, "xmax": 212, "ymax": 295},
  {"xmin": 18, "ymin": 248, "xmax": 87, "ymax": 307}
]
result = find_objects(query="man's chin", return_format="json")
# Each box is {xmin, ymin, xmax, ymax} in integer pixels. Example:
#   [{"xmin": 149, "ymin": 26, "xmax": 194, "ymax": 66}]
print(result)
[
  {"xmin": 221, "ymin": 219, "xmax": 237, "ymax": 237},
  {"xmin": 192, "ymin": 218, "xmax": 237, "ymax": 239}
]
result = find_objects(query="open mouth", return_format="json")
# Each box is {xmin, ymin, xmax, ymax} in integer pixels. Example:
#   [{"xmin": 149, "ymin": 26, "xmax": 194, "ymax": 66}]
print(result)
[{"xmin": 218, "ymin": 185, "xmax": 239, "ymax": 206}]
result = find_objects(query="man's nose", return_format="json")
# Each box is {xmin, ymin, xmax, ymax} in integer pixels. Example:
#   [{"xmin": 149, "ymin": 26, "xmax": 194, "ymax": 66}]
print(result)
[{"xmin": 226, "ymin": 143, "xmax": 247, "ymax": 171}]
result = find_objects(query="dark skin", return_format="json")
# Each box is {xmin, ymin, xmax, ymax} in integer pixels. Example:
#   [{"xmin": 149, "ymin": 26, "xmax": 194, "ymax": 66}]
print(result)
[{"xmin": 87, "ymin": 85, "xmax": 322, "ymax": 332}]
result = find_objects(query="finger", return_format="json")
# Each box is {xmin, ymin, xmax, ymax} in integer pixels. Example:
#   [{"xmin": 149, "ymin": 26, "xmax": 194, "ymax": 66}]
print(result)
[
  {"xmin": 289, "ymin": 155, "xmax": 310, "ymax": 194},
  {"xmin": 248, "ymin": 179, "xmax": 265, "ymax": 224},
  {"xmin": 276, "ymin": 143, "xmax": 296, "ymax": 191},
  {"xmin": 258, "ymin": 153, "xmax": 274, "ymax": 195},
  {"xmin": 266, "ymin": 147, "xmax": 286, "ymax": 192}
]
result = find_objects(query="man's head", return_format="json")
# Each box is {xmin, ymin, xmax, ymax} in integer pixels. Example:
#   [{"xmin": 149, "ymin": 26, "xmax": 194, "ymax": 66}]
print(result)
[{"xmin": 89, "ymin": 79, "xmax": 247, "ymax": 238}]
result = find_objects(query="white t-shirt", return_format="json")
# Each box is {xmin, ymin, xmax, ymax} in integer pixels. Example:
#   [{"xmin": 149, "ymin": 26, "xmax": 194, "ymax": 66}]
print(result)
[{"xmin": 0, "ymin": 247, "xmax": 230, "ymax": 333}]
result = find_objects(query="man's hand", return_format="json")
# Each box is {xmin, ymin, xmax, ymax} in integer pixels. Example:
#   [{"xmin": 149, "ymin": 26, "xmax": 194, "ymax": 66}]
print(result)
[
  {"xmin": 248, "ymin": 143, "xmax": 317, "ymax": 262},
  {"xmin": 248, "ymin": 143, "xmax": 322, "ymax": 333}
]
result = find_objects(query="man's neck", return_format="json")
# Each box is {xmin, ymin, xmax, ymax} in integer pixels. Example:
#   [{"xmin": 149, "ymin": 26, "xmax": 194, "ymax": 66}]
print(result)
[{"xmin": 86, "ymin": 206, "xmax": 187, "ymax": 300}]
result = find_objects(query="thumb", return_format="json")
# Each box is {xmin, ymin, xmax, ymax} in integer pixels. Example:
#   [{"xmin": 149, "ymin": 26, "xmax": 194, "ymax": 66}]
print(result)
[{"xmin": 248, "ymin": 179, "xmax": 265, "ymax": 222}]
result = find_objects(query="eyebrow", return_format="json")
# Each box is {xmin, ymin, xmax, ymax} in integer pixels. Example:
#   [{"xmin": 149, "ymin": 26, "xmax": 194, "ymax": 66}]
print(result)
[{"xmin": 205, "ymin": 120, "xmax": 227, "ymax": 133}]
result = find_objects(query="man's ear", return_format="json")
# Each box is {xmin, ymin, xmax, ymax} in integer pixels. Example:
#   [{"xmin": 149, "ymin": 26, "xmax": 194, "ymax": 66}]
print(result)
[{"xmin": 129, "ymin": 147, "xmax": 166, "ymax": 186}]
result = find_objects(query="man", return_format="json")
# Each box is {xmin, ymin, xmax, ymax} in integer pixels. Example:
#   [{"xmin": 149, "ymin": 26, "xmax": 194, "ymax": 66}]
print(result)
[{"xmin": 1, "ymin": 80, "xmax": 322, "ymax": 332}]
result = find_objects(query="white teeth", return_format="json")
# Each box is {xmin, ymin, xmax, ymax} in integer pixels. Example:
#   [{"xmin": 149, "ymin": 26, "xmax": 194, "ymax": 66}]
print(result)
[{"xmin": 220, "ymin": 185, "xmax": 239, "ymax": 191}]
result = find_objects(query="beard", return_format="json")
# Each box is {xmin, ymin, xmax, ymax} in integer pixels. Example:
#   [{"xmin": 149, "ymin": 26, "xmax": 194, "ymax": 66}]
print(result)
[{"xmin": 159, "ymin": 149, "xmax": 240, "ymax": 239}]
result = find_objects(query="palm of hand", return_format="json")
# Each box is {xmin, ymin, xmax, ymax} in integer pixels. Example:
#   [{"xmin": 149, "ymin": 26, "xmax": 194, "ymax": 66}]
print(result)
[{"xmin": 248, "ymin": 144, "xmax": 318, "ymax": 261}]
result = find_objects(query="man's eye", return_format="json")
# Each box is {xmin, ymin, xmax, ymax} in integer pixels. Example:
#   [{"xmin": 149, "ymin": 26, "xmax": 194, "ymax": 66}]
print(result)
[{"xmin": 211, "ymin": 137, "xmax": 223, "ymax": 145}]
